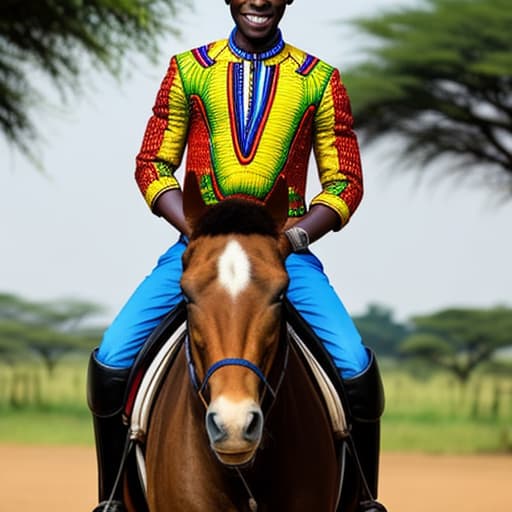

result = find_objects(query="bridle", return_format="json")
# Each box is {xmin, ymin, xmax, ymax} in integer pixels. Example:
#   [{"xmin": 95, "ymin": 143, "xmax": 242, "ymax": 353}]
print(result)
[
  {"xmin": 183, "ymin": 309, "xmax": 290, "ymax": 510},
  {"xmin": 184, "ymin": 309, "xmax": 290, "ymax": 411}
]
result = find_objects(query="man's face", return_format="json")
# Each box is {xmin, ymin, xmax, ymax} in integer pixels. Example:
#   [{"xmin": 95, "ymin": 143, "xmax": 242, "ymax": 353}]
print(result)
[{"xmin": 228, "ymin": 0, "xmax": 291, "ymax": 52}]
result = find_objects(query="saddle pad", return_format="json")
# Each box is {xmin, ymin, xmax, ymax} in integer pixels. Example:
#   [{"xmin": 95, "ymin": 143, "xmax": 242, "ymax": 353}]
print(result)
[
  {"xmin": 287, "ymin": 323, "xmax": 349, "ymax": 438},
  {"xmin": 129, "ymin": 320, "xmax": 188, "ymax": 444}
]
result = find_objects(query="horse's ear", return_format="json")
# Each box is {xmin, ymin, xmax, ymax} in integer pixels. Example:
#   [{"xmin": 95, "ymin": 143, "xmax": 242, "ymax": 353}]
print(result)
[
  {"xmin": 265, "ymin": 175, "xmax": 289, "ymax": 231},
  {"xmin": 183, "ymin": 172, "xmax": 208, "ymax": 234}
]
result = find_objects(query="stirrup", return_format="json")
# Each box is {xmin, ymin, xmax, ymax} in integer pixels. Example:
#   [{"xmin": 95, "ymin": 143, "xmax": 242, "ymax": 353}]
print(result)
[
  {"xmin": 359, "ymin": 499, "xmax": 388, "ymax": 512},
  {"xmin": 92, "ymin": 500, "xmax": 127, "ymax": 512}
]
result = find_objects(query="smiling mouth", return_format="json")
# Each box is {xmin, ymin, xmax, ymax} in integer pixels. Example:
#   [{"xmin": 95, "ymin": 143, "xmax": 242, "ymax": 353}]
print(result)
[{"xmin": 245, "ymin": 14, "xmax": 271, "ymax": 25}]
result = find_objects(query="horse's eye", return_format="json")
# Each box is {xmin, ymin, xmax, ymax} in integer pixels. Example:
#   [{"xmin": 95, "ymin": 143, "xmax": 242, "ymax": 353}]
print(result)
[
  {"xmin": 181, "ymin": 289, "xmax": 192, "ymax": 304},
  {"xmin": 274, "ymin": 289, "xmax": 286, "ymax": 304}
]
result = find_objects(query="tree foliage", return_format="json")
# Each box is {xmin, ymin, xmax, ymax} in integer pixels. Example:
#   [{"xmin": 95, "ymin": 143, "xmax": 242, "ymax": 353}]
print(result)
[
  {"xmin": 400, "ymin": 306, "xmax": 512, "ymax": 382},
  {"xmin": 353, "ymin": 303, "xmax": 410, "ymax": 357},
  {"xmin": 343, "ymin": 0, "xmax": 512, "ymax": 195},
  {"xmin": 0, "ymin": 0, "xmax": 188, "ymax": 159},
  {"xmin": 0, "ymin": 292, "xmax": 105, "ymax": 374}
]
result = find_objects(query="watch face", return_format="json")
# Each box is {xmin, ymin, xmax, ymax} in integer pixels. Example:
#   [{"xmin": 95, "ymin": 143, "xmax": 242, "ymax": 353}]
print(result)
[
  {"xmin": 299, "ymin": 231, "xmax": 308, "ymax": 247},
  {"xmin": 285, "ymin": 227, "xmax": 309, "ymax": 252},
  {"xmin": 295, "ymin": 228, "xmax": 309, "ymax": 251}
]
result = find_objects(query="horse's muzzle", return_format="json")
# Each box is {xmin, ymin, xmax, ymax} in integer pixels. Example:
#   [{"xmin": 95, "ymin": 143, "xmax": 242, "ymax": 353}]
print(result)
[{"xmin": 205, "ymin": 396, "xmax": 264, "ymax": 466}]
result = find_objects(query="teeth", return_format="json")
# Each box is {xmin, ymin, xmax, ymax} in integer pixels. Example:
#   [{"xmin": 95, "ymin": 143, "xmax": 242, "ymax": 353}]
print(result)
[{"xmin": 246, "ymin": 15, "xmax": 268, "ymax": 24}]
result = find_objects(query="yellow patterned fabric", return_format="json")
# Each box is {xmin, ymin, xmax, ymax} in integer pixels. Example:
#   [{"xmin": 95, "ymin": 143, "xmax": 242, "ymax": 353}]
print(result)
[{"xmin": 135, "ymin": 36, "xmax": 363, "ymax": 227}]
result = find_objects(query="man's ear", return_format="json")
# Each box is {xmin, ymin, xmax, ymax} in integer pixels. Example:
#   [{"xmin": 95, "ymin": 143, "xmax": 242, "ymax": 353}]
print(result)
[{"xmin": 183, "ymin": 172, "xmax": 208, "ymax": 235}]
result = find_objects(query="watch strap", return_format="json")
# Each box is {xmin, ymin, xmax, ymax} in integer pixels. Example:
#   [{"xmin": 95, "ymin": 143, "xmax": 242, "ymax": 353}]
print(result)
[{"xmin": 284, "ymin": 226, "xmax": 310, "ymax": 252}]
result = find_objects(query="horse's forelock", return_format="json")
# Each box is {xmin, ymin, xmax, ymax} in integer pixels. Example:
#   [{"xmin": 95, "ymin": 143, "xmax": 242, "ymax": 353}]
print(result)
[{"xmin": 191, "ymin": 199, "xmax": 279, "ymax": 239}]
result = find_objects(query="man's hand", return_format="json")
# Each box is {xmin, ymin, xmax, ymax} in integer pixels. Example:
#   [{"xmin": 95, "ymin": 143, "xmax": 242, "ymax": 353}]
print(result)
[{"xmin": 277, "ymin": 204, "xmax": 340, "ymax": 259}]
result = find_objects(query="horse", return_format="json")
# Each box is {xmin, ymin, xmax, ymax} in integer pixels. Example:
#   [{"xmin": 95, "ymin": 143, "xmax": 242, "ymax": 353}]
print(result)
[{"xmin": 124, "ymin": 174, "xmax": 361, "ymax": 511}]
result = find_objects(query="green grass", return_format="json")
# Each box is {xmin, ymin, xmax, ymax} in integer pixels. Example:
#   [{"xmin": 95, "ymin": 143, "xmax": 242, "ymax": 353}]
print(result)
[
  {"xmin": 0, "ymin": 359, "xmax": 93, "ymax": 445},
  {"xmin": 0, "ymin": 360, "xmax": 511, "ymax": 453},
  {"xmin": 0, "ymin": 406, "xmax": 93, "ymax": 445},
  {"xmin": 379, "ymin": 366, "xmax": 512, "ymax": 453},
  {"xmin": 382, "ymin": 416, "xmax": 511, "ymax": 453}
]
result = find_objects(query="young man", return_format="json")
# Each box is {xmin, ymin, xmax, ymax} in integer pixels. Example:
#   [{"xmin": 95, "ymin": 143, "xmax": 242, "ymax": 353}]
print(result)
[{"xmin": 87, "ymin": 1, "xmax": 386, "ymax": 511}]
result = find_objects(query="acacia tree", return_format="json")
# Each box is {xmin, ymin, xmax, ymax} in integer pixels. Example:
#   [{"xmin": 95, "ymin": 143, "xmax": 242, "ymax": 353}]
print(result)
[
  {"xmin": 0, "ymin": 0, "xmax": 188, "ymax": 160},
  {"xmin": 0, "ymin": 292, "xmax": 106, "ymax": 406},
  {"xmin": 353, "ymin": 303, "xmax": 410, "ymax": 357},
  {"xmin": 400, "ymin": 306, "xmax": 512, "ymax": 383},
  {"xmin": 342, "ymin": 0, "xmax": 512, "ymax": 195},
  {"xmin": 0, "ymin": 292, "xmax": 105, "ymax": 375}
]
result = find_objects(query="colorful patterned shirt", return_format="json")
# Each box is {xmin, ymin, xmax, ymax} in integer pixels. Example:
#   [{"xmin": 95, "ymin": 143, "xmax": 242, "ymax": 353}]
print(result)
[{"xmin": 135, "ymin": 29, "xmax": 363, "ymax": 227}]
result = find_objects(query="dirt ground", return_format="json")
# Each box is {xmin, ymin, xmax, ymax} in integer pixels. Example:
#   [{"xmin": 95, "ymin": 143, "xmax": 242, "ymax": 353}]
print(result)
[{"xmin": 0, "ymin": 444, "xmax": 510, "ymax": 511}]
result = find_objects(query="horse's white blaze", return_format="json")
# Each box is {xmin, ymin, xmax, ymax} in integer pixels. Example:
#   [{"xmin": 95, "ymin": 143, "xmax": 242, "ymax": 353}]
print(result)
[{"xmin": 217, "ymin": 239, "xmax": 251, "ymax": 299}]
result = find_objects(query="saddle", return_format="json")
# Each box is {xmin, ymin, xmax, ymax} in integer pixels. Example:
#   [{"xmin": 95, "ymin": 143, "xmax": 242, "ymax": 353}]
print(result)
[{"xmin": 121, "ymin": 299, "xmax": 350, "ymax": 502}]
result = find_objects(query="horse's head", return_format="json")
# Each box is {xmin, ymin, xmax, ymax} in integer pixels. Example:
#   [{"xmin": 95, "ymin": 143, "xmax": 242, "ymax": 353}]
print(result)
[{"xmin": 181, "ymin": 173, "xmax": 289, "ymax": 466}]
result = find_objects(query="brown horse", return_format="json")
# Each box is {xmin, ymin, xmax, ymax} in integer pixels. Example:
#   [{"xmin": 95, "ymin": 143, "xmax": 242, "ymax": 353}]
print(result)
[{"xmin": 132, "ymin": 175, "xmax": 350, "ymax": 511}]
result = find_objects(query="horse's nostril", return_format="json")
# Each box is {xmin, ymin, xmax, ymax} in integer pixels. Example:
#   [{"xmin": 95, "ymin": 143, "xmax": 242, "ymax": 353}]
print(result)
[
  {"xmin": 206, "ymin": 412, "xmax": 227, "ymax": 443},
  {"xmin": 244, "ymin": 410, "xmax": 263, "ymax": 442}
]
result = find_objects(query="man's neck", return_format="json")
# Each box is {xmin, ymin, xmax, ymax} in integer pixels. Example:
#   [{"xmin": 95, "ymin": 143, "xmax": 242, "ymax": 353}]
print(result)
[{"xmin": 228, "ymin": 28, "xmax": 284, "ymax": 61}]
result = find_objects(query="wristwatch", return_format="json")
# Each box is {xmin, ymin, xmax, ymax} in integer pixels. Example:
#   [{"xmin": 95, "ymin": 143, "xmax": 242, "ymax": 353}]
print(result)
[{"xmin": 284, "ymin": 226, "xmax": 310, "ymax": 253}]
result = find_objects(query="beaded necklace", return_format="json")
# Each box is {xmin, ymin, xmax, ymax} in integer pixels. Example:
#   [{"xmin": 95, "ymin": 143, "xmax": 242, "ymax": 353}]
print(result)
[{"xmin": 228, "ymin": 27, "xmax": 285, "ymax": 61}]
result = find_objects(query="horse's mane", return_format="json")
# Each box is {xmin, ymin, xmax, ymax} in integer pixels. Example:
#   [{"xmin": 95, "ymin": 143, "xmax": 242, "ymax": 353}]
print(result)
[{"xmin": 191, "ymin": 198, "xmax": 279, "ymax": 239}]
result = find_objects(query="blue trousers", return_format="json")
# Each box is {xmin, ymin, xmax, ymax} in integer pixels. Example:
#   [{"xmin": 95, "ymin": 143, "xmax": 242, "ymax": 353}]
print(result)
[{"xmin": 97, "ymin": 237, "xmax": 369, "ymax": 378}]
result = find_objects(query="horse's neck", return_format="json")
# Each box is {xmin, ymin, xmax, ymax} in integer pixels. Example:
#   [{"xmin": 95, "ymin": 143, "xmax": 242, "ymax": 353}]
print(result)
[
  {"xmin": 145, "ymin": 344, "xmax": 340, "ymax": 511},
  {"xmin": 148, "ymin": 348, "xmax": 204, "ymax": 438},
  {"xmin": 145, "ymin": 348, "xmax": 241, "ymax": 510},
  {"xmin": 268, "ymin": 344, "xmax": 334, "ymax": 433},
  {"xmin": 244, "ymin": 347, "xmax": 341, "ymax": 510}
]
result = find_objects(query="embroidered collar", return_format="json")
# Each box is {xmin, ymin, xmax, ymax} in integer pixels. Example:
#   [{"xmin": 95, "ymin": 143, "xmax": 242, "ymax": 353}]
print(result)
[{"xmin": 228, "ymin": 27, "xmax": 284, "ymax": 61}]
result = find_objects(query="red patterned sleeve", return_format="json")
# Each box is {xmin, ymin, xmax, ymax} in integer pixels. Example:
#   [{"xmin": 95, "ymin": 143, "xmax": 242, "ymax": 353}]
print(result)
[
  {"xmin": 311, "ymin": 68, "xmax": 363, "ymax": 228},
  {"xmin": 135, "ymin": 56, "xmax": 189, "ymax": 209}
]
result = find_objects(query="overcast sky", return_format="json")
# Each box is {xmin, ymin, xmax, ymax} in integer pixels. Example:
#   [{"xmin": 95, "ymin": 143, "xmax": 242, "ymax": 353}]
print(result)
[{"xmin": 1, "ymin": 0, "xmax": 511, "ymax": 325}]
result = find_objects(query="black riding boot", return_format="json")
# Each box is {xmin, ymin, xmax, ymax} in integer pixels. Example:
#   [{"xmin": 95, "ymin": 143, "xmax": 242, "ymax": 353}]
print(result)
[
  {"xmin": 87, "ymin": 349, "xmax": 130, "ymax": 512},
  {"xmin": 343, "ymin": 350, "xmax": 388, "ymax": 512}
]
